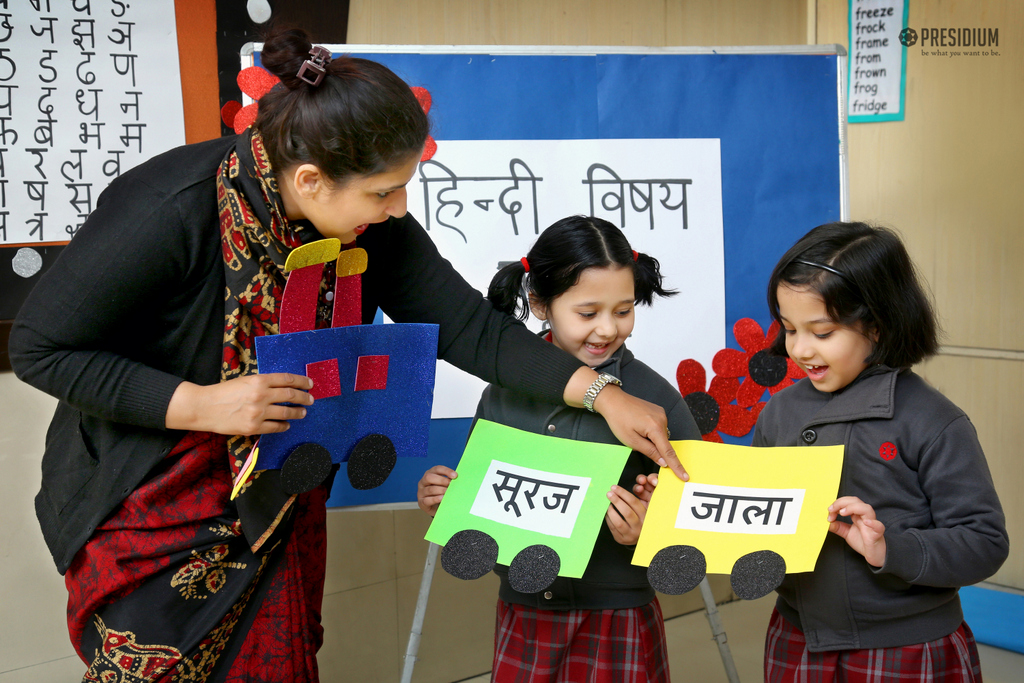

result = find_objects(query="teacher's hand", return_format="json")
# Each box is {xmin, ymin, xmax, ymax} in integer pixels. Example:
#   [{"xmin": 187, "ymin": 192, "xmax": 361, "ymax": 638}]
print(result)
[
  {"xmin": 166, "ymin": 373, "xmax": 314, "ymax": 435},
  {"xmin": 594, "ymin": 385, "xmax": 688, "ymax": 481},
  {"xmin": 564, "ymin": 366, "xmax": 687, "ymax": 481}
]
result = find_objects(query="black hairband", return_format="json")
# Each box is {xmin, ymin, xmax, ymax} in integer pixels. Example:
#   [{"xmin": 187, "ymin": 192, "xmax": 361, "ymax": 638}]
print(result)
[{"xmin": 793, "ymin": 259, "xmax": 853, "ymax": 283}]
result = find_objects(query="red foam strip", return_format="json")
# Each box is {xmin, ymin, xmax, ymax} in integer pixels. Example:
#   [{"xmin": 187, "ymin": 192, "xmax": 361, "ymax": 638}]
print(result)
[
  {"xmin": 280, "ymin": 264, "xmax": 322, "ymax": 334},
  {"xmin": 354, "ymin": 355, "xmax": 389, "ymax": 392},
  {"xmin": 306, "ymin": 358, "xmax": 341, "ymax": 400},
  {"xmin": 332, "ymin": 274, "xmax": 362, "ymax": 328}
]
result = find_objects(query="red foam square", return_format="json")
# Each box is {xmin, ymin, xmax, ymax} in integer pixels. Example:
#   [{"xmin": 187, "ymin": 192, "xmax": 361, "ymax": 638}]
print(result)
[
  {"xmin": 306, "ymin": 358, "xmax": 341, "ymax": 400},
  {"xmin": 354, "ymin": 355, "xmax": 389, "ymax": 392}
]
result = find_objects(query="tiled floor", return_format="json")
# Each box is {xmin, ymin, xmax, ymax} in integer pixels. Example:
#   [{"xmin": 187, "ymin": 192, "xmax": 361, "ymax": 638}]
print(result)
[{"xmin": 458, "ymin": 592, "xmax": 1024, "ymax": 682}]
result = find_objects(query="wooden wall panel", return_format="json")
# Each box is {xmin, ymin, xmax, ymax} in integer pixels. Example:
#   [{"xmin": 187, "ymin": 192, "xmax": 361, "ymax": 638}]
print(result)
[
  {"xmin": 348, "ymin": 0, "xmax": 807, "ymax": 47},
  {"xmin": 174, "ymin": 0, "xmax": 220, "ymax": 143},
  {"xmin": 918, "ymin": 355, "xmax": 1024, "ymax": 588}
]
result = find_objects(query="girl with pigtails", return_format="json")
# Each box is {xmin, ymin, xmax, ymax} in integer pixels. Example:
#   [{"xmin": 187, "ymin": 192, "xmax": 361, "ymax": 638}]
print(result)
[
  {"xmin": 9, "ymin": 29, "xmax": 681, "ymax": 682},
  {"xmin": 418, "ymin": 215, "xmax": 701, "ymax": 682}
]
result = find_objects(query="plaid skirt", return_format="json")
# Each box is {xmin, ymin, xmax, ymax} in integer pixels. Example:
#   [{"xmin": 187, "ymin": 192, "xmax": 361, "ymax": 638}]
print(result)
[
  {"xmin": 492, "ymin": 599, "xmax": 670, "ymax": 683},
  {"xmin": 764, "ymin": 607, "xmax": 983, "ymax": 683}
]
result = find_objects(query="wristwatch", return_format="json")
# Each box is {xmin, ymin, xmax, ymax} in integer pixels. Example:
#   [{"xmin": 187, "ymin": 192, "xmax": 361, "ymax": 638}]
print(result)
[{"xmin": 583, "ymin": 373, "xmax": 622, "ymax": 413}]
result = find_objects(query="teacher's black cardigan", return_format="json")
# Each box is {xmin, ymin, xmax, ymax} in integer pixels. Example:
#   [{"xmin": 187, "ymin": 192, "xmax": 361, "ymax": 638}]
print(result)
[{"xmin": 10, "ymin": 135, "xmax": 583, "ymax": 573}]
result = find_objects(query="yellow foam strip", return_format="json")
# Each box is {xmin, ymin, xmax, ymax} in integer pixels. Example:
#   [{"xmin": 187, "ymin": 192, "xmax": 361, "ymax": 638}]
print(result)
[
  {"xmin": 230, "ymin": 445, "xmax": 259, "ymax": 501},
  {"xmin": 284, "ymin": 239, "xmax": 342, "ymax": 273},
  {"xmin": 336, "ymin": 248, "xmax": 368, "ymax": 277}
]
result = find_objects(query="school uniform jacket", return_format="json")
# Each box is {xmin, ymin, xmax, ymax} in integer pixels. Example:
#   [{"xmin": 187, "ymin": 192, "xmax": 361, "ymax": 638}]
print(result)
[
  {"xmin": 476, "ymin": 343, "xmax": 702, "ymax": 611},
  {"xmin": 752, "ymin": 365, "xmax": 1008, "ymax": 652}
]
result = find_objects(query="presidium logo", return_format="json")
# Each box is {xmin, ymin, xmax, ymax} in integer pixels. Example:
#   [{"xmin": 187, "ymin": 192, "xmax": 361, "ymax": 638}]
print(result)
[
  {"xmin": 899, "ymin": 26, "xmax": 1001, "ymax": 55},
  {"xmin": 899, "ymin": 28, "xmax": 917, "ymax": 46}
]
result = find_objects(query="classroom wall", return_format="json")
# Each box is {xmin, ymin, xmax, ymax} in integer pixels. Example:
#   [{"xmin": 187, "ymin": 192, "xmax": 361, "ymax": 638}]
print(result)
[{"xmin": 3, "ymin": 1, "xmax": 1020, "ymax": 682}]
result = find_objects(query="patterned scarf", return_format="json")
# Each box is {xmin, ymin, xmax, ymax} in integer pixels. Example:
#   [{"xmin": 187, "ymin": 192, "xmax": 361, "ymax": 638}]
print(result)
[{"xmin": 218, "ymin": 129, "xmax": 328, "ymax": 551}]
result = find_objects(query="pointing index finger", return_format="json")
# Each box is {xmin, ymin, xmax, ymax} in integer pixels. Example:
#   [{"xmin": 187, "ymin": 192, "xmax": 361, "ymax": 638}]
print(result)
[{"xmin": 648, "ymin": 428, "xmax": 687, "ymax": 481}]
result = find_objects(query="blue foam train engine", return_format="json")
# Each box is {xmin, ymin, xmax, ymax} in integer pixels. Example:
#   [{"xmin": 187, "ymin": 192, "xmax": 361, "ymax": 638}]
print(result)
[{"xmin": 233, "ymin": 240, "xmax": 438, "ymax": 498}]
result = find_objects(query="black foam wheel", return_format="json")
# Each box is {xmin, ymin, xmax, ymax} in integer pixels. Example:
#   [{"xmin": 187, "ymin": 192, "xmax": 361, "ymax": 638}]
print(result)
[
  {"xmin": 508, "ymin": 545, "xmax": 560, "ymax": 594},
  {"xmin": 647, "ymin": 545, "xmax": 707, "ymax": 595},
  {"xmin": 346, "ymin": 433, "xmax": 397, "ymax": 490},
  {"xmin": 731, "ymin": 550, "xmax": 786, "ymax": 600},
  {"xmin": 281, "ymin": 443, "xmax": 334, "ymax": 494},
  {"xmin": 440, "ymin": 529, "xmax": 499, "ymax": 580}
]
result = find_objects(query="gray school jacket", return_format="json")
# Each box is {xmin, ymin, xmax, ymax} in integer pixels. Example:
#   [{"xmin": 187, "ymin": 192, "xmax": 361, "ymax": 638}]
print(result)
[
  {"xmin": 752, "ymin": 365, "xmax": 1008, "ymax": 652},
  {"xmin": 475, "ymin": 343, "xmax": 702, "ymax": 611}
]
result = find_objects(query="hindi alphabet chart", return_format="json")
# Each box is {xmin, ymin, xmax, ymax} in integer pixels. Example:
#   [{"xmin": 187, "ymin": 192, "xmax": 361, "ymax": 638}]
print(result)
[
  {"xmin": 405, "ymin": 138, "xmax": 725, "ymax": 419},
  {"xmin": 425, "ymin": 420, "xmax": 631, "ymax": 579},
  {"xmin": 633, "ymin": 440, "xmax": 845, "ymax": 575},
  {"xmin": 1, "ymin": 0, "xmax": 185, "ymax": 246}
]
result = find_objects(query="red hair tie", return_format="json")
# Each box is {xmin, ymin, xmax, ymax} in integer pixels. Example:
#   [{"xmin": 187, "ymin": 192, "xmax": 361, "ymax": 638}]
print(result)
[
  {"xmin": 632, "ymin": 250, "xmax": 639, "ymax": 262},
  {"xmin": 520, "ymin": 257, "xmax": 530, "ymax": 272}
]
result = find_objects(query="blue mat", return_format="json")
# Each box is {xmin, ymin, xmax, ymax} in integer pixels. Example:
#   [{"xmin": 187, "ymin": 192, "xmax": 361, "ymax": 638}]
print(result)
[{"xmin": 960, "ymin": 585, "xmax": 1024, "ymax": 654}]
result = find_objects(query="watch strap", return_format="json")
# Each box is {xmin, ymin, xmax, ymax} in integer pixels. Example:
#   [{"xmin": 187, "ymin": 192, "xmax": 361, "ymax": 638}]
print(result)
[{"xmin": 583, "ymin": 373, "xmax": 622, "ymax": 413}]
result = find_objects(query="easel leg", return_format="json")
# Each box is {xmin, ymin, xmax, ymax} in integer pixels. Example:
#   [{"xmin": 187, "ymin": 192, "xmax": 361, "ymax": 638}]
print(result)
[
  {"xmin": 698, "ymin": 577, "xmax": 741, "ymax": 683},
  {"xmin": 400, "ymin": 542, "xmax": 440, "ymax": 683}
]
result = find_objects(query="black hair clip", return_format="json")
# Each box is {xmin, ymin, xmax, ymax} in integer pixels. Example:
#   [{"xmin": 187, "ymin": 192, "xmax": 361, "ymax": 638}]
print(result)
[
  {"xmin": 793, "ymin": 259, "xmax": 853, "ymax": 283},
  {"xmin": 296, "ymin": 46, "xmax": 332, "ymax": 87}
]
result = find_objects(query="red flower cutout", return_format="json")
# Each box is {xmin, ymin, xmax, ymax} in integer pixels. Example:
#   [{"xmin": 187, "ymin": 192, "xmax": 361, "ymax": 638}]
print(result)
[
  {"xmin": 676, "ymin": 359, "xmax": 759, "ymax": 443},
  {"xmin": 712, "ymin": 318, "xmax": 805, "ymax": 408},
  {"xmin": 410, "ymin": 86, "xmax": 437, "ymax": 161},
  {"xmin": 221, "ymin": 66, "xmax": 281, "ymax": 134}
]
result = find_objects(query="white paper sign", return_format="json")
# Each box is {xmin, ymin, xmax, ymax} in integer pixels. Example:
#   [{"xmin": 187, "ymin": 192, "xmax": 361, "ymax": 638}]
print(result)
[
  {"xmin": 2, "ymin": 1, "xmax": 186, "ymax": 245},
  {"xmin": 675, "ymin": 483, "xmax": 805, "ymax": 535},
  {"xmin": 848, "ymin": 0, "xmax": 907, "ymax": 122},
  {"xmin": 407, "ymin": 138, "xmax": 726, "ymax": 418},
  {"xmin": 469, "ymin": 460, "xmax": 591, "ymax": 538}
]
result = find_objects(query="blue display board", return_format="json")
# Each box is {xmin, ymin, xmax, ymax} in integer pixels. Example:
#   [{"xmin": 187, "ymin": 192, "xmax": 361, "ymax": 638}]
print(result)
[{"xmin": 248, "ymin": 45, "xmax": 848, "ymax": 507}]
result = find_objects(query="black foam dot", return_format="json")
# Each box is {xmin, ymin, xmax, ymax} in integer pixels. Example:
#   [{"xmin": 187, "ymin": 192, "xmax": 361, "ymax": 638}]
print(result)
[
  {"xmin": 508, "ymin": 545, "xmax": 560, "ymax": 594},
  {"xmin": 441, "ymin": 530, "xmax": 498, "ymax": 580},
  {"xmin": 346, "ymin": 433, "xmax": 397, "ymax": 490},
  {"xmin": 683, "ymin": 392, "xmax": 720, "ymax": 435},
  {"xmin": 647, "ymin": 545, "xmax": 706, "ymax": 595},
  {"xmin": 281, "ymin": 442, "xmax": 333, "ymax": 494},
  {"xmin": 731, "ymin": 550, "xmax": 786, "ymax": 600},
  {"xmin": 748, "ymin": 349, "xmax": 788, "ymax": 387}
]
